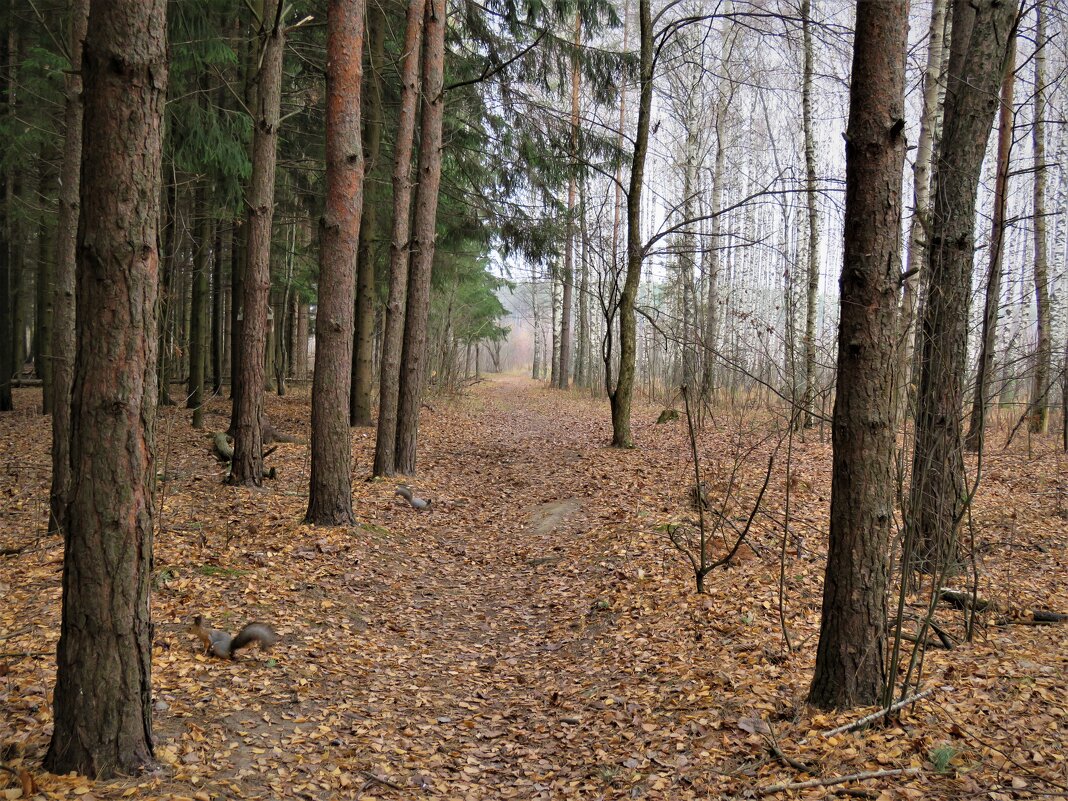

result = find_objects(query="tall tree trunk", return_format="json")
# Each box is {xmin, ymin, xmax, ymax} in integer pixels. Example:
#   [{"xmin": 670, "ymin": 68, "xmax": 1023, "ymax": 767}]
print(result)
[
  {"xmin": 231, "ymin": 0, "xmax": 284, "ymax": 486},
  {"xmin": 0, "ymin": 15, "xmax": 12, "ymax": 412},
  {"xmin": 12, "ymin": 164, "xmax": 35, "ymax": 380},
  {"xmin": 699, "ymin": 70, "xmax": 727, "ymax": 407},
  {"xmin": 808, "ymin": 0, "xmax": 907, "ymax": 711},
  {"xmin": 50, "ymin": 0, "xmax": 89, "ymax": 531},
  {"xmin": 897, "ymin": 0, "xmax": 947, "ymax": 419},
  {"xmin": 609, "ymin": 0, "xmax": 651, "ymax": 448},
  {"xmin": 908, "ymin": 0, "xmax": 1020, "ymax": 576},
  {"xmin": 229, "ymin": 1, "xmax": 262, "ymax": 407},
  {"xmin": 394, "ymin": 0, "xmax": 446, "ymax": 475},
  {"xmin": 800, "ymin": 0, "xmax": 820, "ymax": 428},
  {"xmin": 1028, "ymin": 2, "xmax": 1050, "ymax": 435},
  {"xmin": 228, "ymin": 203, "xmax": 242, "ymax": 398},
  {"xmin": 307, "ymin": 0, "xmax": 366, "ymax": 525},
  {"xmin": 37, "ymin": 178, "xmax": 56, "ymax": 412},
  {"xmin": 531, "ymin": 282, "xmax": 541, "ymax": 380},
  {"xmin": 556, "ymin": 12, "xmax": 581, "ymax": 390},
  {"xmin": 575, "ymin": 178, "xmax": 589, "ymax": 388},
  {"xmin": 44, "ymin": 0, "xmax": 166, "ymax": 775},
  {"xmin": 188, "ymin": 192, "xmax": 210, "ymax": 428},
  {"xmin": 294, "ymin": 300, "xmax": 309, "ymax": 378},
  {"xmin": 373, "ymin": 0, "xmax": 425, "ymax": 477},
  {"xmin": 964, "ymin": 36, "xmax": 1016, "ymax": 452},
  {"xmin": 351, "ymin": 0, "xmax": 384, "ymax": 427},
  {"xmin": 212, "ymin": 222, "xmax": 227, "ymax": 395},
  {"xmin": 157, "ymin": 178, "xmax": 176, "ymax": 406}
]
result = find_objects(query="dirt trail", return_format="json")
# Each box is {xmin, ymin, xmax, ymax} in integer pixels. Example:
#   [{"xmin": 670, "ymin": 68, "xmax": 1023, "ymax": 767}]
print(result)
[{"xmin": 323, "ymin": 375, "xmax": 629, "ymax": 796}]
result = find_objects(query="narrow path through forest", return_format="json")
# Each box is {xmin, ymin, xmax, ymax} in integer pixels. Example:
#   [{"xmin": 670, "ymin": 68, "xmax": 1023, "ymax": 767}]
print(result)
[{"xmin": 299, "ymin": 374, "xmax": 655, "ymax": 797}]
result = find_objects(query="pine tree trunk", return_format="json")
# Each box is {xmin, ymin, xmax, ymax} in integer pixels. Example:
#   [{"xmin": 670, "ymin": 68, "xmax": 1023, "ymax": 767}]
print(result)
[
  {"xmin": 351, "ymin": 0, "xmax": 384, "ymax": 427},
  {"xmin": 373, "ymin": 0, "xmax": 425, "ymax": 477},
  {"xmin": 307, "ymin": 0, "xmax": 366, "ymax": 525},
  {"xmin": 1028, "ymin": 2, "xmax": 1050, "ymax": 435},
  {"xmin": 575, "ymin": 178, "xmax": 589, "ymax": 388},
  {"xmin": 231, "ymin": 0, "xmax": 284, "ymax": 486},
  {"xmin": 44, "ymin": 0, "xmax": 165, "ymax": 775},
  {"xmin": 556, "ymin": 12, "xmax": 581, "ymax": 390},
  {"xmin": 0, "ymin": 16, "xmax": 12, "ymax": 412},
  {"xmin": 964, "ymin": 37, "xmax": 1016, "ymax": 452},
  {"xmin": 13, "ymin": 164, "xmax": 35, "ymax": 380},
  {"xmin": 295, "ymin": 301, "xmax": 309, "ymax": 379},
  {"xmin": 908, "ymin": 0, "xmax": 1020, "ymax": 576},
  {"xmin": 229, "ymin": 1, "xmax": 262, "ymax": 406},
  {"xmin": 37, "ymin": 184, "xmax": 56, "ymax": 412},
  {"xmin": 610, "ymin": 0, "xmax": 651, "ymax": 448},
  {"xmin": 188, "ymin": 189, "xmax": 210, "ymax": 428},
  {"xmin": 50, "ymin": 0, "xmax": 89, "ymax": 531},
  {"xmin": 808, "ymin": 0, "xmax": 906, "ymax": 711},
  {"xmin": 212, "ymin": 223, "xmax": 227, "ymax": 395},
  {"xmin": 395, "ymin": 0, "xmax": 446, "ymax": 475},
  {"xmin": 531, "ymin": 283, "xmax": 541, "ymax": 380},
  {"xmin": 157, "ymin": 180, "xmax": 176, "ymax": 406}
]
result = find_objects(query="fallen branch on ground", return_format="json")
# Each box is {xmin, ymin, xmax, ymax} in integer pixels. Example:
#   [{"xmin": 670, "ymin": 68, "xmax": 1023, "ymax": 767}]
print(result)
[
  {"xmin": 756, "ymin": 767, "xmax": 920, "ymax": 795},
  {"xmin": 822, "ymin": 687, "xmax": 938, "ymax": 737}
]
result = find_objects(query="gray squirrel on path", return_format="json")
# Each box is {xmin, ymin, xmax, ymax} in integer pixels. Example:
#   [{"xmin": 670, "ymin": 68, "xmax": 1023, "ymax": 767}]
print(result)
[
  {"xmin": 395, "ymin": 485, "xmax": 432, "ymax": 510},
  {"xmin": 187, "ymin": 615, "xmax": 278, "ymax": 659}
]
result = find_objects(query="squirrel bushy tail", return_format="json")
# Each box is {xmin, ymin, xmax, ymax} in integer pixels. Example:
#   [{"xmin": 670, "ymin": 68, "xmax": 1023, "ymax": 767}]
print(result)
[
  {"xmin": 230, "ymin": 622, "xmax": 278, "ymax": 655},
  {"xmin": 188, "ymin": 615, "xmax": 278, "ymax": 659},
  {"xmin": 395, "ymin": 485, "xmax": 432, "ymax": 510}
]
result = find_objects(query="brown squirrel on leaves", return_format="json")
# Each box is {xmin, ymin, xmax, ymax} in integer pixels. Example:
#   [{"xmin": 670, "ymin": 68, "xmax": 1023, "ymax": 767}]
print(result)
[{"xmin": 187, "ymin": 615, "xmax": 278, "ymax": 659}]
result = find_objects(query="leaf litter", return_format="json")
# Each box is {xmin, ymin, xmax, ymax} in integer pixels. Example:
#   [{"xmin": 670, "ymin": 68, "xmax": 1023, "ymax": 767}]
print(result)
[{"xmin": 0, "ymin": 375, "xmax": 1065, "ymax": 799}]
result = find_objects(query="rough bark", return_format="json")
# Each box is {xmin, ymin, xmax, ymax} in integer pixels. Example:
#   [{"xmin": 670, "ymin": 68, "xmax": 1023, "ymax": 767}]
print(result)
[
  {"xmin": 49, "ymin": 0, "xmax": 90, "ymax": 531},
  {"xmin": 306, "ymin": 0, "xmax": 366, "ymax": 526},
  {"xmin": 230, "ymin": 0, "xmax": 284, "ymax": 486},
  {"xmin": 350, "ymin": 0, "xmax": 384, "ymax": 427},
  {"xmin": 609, "ymin": 0, "xmax": 651, "ymax": 448},
  {"xmin": 395, "ymin": 0, "xmax": 446, "ymax": 475},
  {"xmin": 373, "ymin": 0, "xmax": 425, "ymax": 477},
  {"xmin": 1028, "ymin": 2, "xmax": 1050, "ymax": 434},
  {"xmin": 808, "ymin": 0, "xmax": 906, "ymax": 711},
  {"xmin": 44, "ymin": 0, "xmax": 166, "ymax": 776},
  {"xmin": 229, "ymin": 0, "xmax": 262, "ymax": 408},
  {"xmin": 908, "ymin": 0, "xmax": 1019, "ymax": 576},
  {"xmin": 0, "ymin": 18, "xmax": 12, "ymax": 412},
  {"xmin": 964, "ymin": 36, "xmax": 1016, "ymax": 452}
]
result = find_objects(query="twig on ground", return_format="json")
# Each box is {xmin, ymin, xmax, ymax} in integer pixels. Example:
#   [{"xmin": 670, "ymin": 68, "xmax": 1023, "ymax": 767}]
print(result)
[
  {"xmin": 360, "ymin": 771, "xmax": 403, "ymax": 791},
  {"xmin": 756, "ymin": 767, "xmax": 920, "ymax": 795},
  {"xmin": 822, "ymin": 687, "xmax": 938, "ymax": 737}
]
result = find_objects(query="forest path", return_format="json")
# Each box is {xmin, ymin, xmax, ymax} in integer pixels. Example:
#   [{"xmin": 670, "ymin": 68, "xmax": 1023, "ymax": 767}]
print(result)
[{"xmin": 331, "ymin": 374, "xmax": 648, "ymax": 797}]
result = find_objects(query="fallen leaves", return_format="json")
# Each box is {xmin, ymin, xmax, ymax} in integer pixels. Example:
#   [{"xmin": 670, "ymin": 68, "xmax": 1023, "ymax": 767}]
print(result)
[{"xmin": 0, "ymin": 379, "xmax": 1065, "ymax": 798}]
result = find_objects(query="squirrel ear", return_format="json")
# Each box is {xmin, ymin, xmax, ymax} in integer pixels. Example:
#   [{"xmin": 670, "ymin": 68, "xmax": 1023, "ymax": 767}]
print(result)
[{"xmin": 193, "ymin": 615, "xmax": 203, "ymax": 625}]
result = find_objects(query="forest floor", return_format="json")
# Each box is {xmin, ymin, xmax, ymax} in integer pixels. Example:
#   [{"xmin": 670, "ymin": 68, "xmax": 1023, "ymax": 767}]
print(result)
[{"xmin": 1, "ymin": 374, "xmax": 1066, "ymax": 801}]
